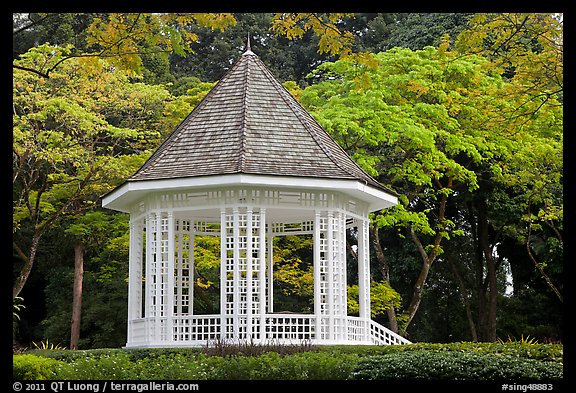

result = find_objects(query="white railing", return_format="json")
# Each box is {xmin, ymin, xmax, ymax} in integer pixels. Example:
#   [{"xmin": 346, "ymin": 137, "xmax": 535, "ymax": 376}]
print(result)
[
  {"xmin": 368, "ymin": 319, "xmax": 411, "ymax": 345},
  {"xmin": 264, "ymin": 314, "xmax": 316, "ymax": 341},
  {"xmin": 126, "ymin": 314, "xmax": 410, "ymax": 347}
]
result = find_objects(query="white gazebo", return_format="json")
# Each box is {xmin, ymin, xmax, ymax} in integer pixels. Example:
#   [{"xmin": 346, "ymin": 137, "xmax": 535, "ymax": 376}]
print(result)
[{"xmin": 102, "ymin": 42, "xmax": 410, "ymax": 348}]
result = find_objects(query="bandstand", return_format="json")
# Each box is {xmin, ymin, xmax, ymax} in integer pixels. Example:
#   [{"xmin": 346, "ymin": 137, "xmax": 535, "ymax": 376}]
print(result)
[{"xmin": 102, "ymin": 41, "xmax": 410, "ymax": 347}]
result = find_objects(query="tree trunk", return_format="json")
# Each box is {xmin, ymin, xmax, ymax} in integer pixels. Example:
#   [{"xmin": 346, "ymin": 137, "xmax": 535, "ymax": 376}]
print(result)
[
  {"xmin": 370, "ymin": 224, "xmax": 399, "ymax": 333},
  {"xmin": 402, "ymin": 184, "xmax": 450, "ymax": 336},
  {"xmin": 70, "ymin": 242, "xmax": 85, "ymax": 350},
  {"xmin": 526, "ymin": 212, "xmax": 563, "ymax": 302},
  {"xmin": 478, "ymin": 199, "xmax": 497, "ymax": 342},
  {"xmin": 448, "ymin": 257, "xmax": 478, "ymax": 341},
  {"xmin": 402, "ymin": 228, "xmax": 434, "ymax": 336},
  {"xmin": 13, "ymin": 233, "xmax": 41, "ymax": 299}
]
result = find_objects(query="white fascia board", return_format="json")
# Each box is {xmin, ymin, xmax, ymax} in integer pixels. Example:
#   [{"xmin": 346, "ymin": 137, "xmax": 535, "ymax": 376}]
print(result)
[{"xmin": 101, "ymin": 174, "xmax": 397, "ymax": 213}]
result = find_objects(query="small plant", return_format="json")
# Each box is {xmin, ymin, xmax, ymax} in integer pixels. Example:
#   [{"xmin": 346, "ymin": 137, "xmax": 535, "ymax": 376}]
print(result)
[
  {"xmin": 203, "ymin": 337, "xmax": 318, "ymax": 357},
  {"xmin": 32, "ymin": 339, "xmax": 66, "ymax": 351},
  {"xmin": 13, "ymin": 297, "xmax": 26, "ymax": 344},
  {"xmin": 497, "ymin": 335, "xmax": 538, "ymax": 345},
  {"xmin": 13, "ymin": 297, "xmax": 25, "ymax": 322}
]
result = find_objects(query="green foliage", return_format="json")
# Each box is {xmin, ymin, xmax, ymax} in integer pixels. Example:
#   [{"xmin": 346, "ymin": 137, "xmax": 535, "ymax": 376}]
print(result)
[
  {"xmin": 272, "ymin": 235, "xmax": 315, "ymax": 312},
  {"xmin": 349, "ymin": 350, "xmax": 562, "ymax": 380},
  {"xmin": 16, "ymin": 342, "xmax": 562, "ymax": 380},
  {"xmin": 55, "ymin": 352, "xmax": 138, "ymax": 380},
  {"xmin": 17, "ymin": 350, "xmax": 357, "ymax": 380},
  {"xmin": 32, "ymin": 339, "xmax": 66, "ymax": 350},
  {"xmin": 13, "ymin": 297, "xmax": 25, "ymax": 322},
  {"xmin": 13, "ymin": 354, "xmax": 64, "ymax": 380},
  {"xmin": 348, "ymin": 281, "xmax": 402, "ymax": 318},
  {"xmin": 132, "ymin": 354, "xmax": 209, "ymax": 380},
  {"xmin": 319, "ymin": 342, "xmax": 563, "ymax": 363},
  {"xmin": 271, "ymin": 13, "xmax": 356, "ymax": 57},
  {"xmin": 203, "ymin": 351, "xmax": 358, "ymax": 380},
  {"xmin": 385, "ymin": 13, "xmax": 473, "ymax": 50},
  {"xmin": 204, "ymin": 338, "xmax": 317, "ymax": 357}
]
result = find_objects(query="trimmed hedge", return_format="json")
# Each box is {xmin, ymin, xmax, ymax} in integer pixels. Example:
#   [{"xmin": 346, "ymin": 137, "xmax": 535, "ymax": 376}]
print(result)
[
  {"xmin": 349, "ymin": 350, "xmax": 563, "ymax": 381},
  {"xmin": 319, "ymin": 342, "xmax": 564, "ymax": 362},
  {"xmin": 13, "ymin": 354, "xmax": 64, "ymax": 380},
  {"xmin": 14, "ymin": 351, "xmax": 358, "ymax": 380},
  {"xmin": 15, "ymin": 342, "xmax": 563, "ymax": 381}
]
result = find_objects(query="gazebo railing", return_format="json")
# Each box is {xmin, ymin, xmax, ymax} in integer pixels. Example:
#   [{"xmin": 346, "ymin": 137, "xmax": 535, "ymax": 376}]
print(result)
[
  {"xmin": 368, "ymin": 319, "xmax": 411, "ymax": 345},
  {"xmin": 127, "ymin": 314, "xmax": 410, "ymax": 347},
  {"xmin": 264, "ymin": 314, "xmax": 316, "ymax": 341}
]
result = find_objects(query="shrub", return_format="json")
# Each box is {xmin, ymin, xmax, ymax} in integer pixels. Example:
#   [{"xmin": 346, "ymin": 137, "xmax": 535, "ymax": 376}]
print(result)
[
  {"xmin": 320, "ymin": 342, "xmax": 563, "ymax": 363},
  {"xmin": 349, "ymin": 350, "xmax": 563, "ymax": 381},
  {"xmin": 203, "ymin": 338, "xmax": 318, "ymax": 357},
  {"xmin": 285, "ymin": 352, "xmax": 359, "ymax": 379},
  {"xmin": 13, "ymin": 354, "xmax": 64, "ymax": 380},
  {"xmin": 16, "ymin": 343, "xmax": 563, "ymax": 381},
  {"xmin": 199, "ymin": 351, "xmax": 359, "ymax": 380},
  {"xmin": 55, "ymin": 353, "xmax": 138, "ymax": 380},
  {"xmin": 131, "ymin": 354, "xmax": 209, "ymax": 380}
]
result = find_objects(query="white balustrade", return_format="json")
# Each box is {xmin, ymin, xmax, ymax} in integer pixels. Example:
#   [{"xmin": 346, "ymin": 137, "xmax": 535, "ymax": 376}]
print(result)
[{"xmin": 126, "ymin": 314, "xmax": 410, "ymax": 347}]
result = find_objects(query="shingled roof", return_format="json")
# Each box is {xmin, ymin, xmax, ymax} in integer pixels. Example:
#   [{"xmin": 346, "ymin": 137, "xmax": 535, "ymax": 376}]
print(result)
[{"xmin": 128, "ymin": 44, "xmax": 394, "ymax": 195}]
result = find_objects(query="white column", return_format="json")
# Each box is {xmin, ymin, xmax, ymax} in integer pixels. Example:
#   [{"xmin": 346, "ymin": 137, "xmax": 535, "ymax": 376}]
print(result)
[
  {"xmin": 232, "ymin": 207, "xmax": 240, "ymax": 339},
  {"xmin": 174, "ymin": 222, "xmax": 182, "ymax": 316},
  {"xmin": 313, "ymin": 210, "xmax": 321, "ymax": 341},
  {"xmin": 189, "ymin": 222, "xmax": 195, "ymax": 315},
  {"xmin": 326, "ymin": 210, "xmax": 334, "ymax": 341},
  {"xmin": 246, "ymin": 208, "xmax": 253, "ymax": 339},
  {"xmin": 166, "ymin": 210, "xmax": 175, "ymax": 341},
  {"xmin": 340, "ymin": 212, "xmax": 348, "ymax": 317},
  {"xmin": 145, "ymin": 213, "xmax": 154, "ymax": 319},
  {"xmin": 357, "ymin": 218, "xmax": 370, "ymax": 319},
  {"xmin": 258, "ymin": 208, "xmax": 267, "ymax": 341},
  {"xmin": 127, "ymin": 217, "xmax": 141, "ymax": 344},
  {"xmin": 154, "ymin": 211, "xmax": 162, "ymax": 342},
  {"xmin": 267, "ymin": 225, "xmax": 274, "ymax": 313},
  {"xmin": 219, "ymin": 209, "xmax": 227, "ymax": 340}
]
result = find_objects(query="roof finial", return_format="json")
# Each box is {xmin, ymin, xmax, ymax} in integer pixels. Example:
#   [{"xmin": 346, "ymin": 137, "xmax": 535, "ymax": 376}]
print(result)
[{"xmin": 243, "ymin": 33, "xmax": 254, "ymax": 55}]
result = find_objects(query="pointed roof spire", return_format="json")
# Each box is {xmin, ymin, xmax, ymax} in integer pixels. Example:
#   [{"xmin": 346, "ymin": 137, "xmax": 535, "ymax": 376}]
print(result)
[
  {"xmin": 243, "ymin": 33, "xmax": 254, "ymax": 55},
  {"xmin": 242, "ymin": 33, "xmax": 255, "ymax": 56}
]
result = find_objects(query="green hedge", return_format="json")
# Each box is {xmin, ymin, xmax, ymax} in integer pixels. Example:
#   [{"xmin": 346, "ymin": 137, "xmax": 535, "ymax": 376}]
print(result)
[
  {"xmin": 14, "ymin": 351, "xmax": 358, "ymax": 380},
  {"xmin": 349, "ymin": 351, "xmax": 563, "ymax": 381},
  {"xmin": 13, "ymin": 354, "xmax": 65, "ymax": 380},
  {"xmin": 15, "ymin": 342, "xmax": 563, "ymax": 381},
  {"xmin": 319, "ymin": 342, "xmax": 564, "ymax": 362}
]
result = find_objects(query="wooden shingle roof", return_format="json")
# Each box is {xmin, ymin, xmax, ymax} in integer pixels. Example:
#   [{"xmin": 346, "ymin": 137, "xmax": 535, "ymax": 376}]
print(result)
[{"xmin": 128, "ymin": 46, "xmax": 394, "ymax": 195}]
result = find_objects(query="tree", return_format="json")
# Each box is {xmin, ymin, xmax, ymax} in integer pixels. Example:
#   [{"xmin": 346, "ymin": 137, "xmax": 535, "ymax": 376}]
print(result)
[
  {"xmin": 13, "ymin": 44, "xmax": 173, "ymax": 299},
  {"xmin": 301, "ymin": 47, "xmax": 488, "ymax": 336},
  {"xmin": 169, "ymin": 13, "xmax": 332, "ymax": 86},
  {"xmin": 299, "ymin": 41, "xmax": 561, "ymax": 340},
  {"xmin": 13, "ymin": 12, "xmax": 367, "ymax": 85},
  {"xmin": 454, "ymin": 13, "xmax": 563, "ymax": 115},
  {"xmin": 12, "ymin": 13, "xmax": 237, "ymax": 79},
  {"xmin": 384, "ymin": 13, "xmax": 473, "ymax": 51},
  {"xmin": 64, "ymin": 211, "xmax": 115, "ymax": 349},
  {"xmin": 452, "ymin": 12, "xmax": 563, "ymax": 338},
  {"xmin": 39, "ymin": 211, "xmax": 131, "ymax": 348}
]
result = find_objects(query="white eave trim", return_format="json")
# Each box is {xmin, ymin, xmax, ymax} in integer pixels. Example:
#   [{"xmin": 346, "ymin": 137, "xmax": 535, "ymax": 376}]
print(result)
[{"xmin": 102, "ymin": 174, "xmax": 397, "ymax": 213}]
